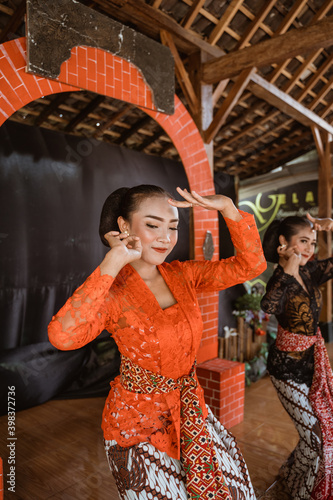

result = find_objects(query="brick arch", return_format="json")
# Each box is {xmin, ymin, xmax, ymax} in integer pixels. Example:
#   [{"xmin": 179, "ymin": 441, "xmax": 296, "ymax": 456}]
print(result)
[{"xmin": 0, "ymin": 37, "xmax": 219, "ymax": 362}]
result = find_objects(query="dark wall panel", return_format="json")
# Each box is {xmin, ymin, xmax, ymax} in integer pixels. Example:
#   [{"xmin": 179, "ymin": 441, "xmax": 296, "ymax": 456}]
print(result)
[{"xmin": 0, "ymin": 121, "xmax": 190, "ymax": 350}]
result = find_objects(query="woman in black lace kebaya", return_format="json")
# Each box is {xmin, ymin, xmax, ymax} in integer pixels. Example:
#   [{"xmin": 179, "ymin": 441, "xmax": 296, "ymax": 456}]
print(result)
[{"xmin": 261, "ymin": 213, "xmax": 333, "ymax": 500}]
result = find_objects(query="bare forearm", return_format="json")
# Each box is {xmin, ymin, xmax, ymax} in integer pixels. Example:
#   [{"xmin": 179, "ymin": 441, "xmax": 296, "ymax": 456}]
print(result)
[{"xmin": 219, "ymin": 199, "xmax": 242, "ymax": 222}]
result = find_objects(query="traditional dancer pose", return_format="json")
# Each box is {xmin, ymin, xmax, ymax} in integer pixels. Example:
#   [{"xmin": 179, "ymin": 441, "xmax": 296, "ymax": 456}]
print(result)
[
  {"xmin": 49, "ymin": 184, "xmax": 266, "ymax": 500},
  {"xmin": 261, "ymin": 213, "xmax": 333, "ymax": 500}
]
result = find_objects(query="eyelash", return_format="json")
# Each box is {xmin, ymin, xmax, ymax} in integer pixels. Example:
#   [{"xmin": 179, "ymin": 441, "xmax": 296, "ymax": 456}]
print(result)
[
  {"xmin": 146, "ymin": 224, "xmax": 178, "ymax": 231},
  {"xmin": 300, "ymin": 239, "xmax": 316, "ymax": 246}
]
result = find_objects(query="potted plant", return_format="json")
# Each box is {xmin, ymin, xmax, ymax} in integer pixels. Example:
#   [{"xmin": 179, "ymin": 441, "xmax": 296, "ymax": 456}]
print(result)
[{"xmin": 232, "ymin": 291, "xmax": 270, "ymax": 384}]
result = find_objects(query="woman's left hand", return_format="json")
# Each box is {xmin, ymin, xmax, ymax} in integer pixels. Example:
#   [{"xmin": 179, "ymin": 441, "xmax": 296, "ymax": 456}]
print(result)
[
  {"xmin": 307, "ymin": 213, "xmax": 333, "ymax": 231},
  {"xmin": 169, "ymin": 187, "xmax": 242, "ymax": 220}
]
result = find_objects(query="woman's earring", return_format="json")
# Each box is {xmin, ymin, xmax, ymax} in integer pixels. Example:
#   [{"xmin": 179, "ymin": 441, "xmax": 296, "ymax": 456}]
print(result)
[{"xmin": 124, "ymin": 229, "xmax": 129, "ymax": 236}]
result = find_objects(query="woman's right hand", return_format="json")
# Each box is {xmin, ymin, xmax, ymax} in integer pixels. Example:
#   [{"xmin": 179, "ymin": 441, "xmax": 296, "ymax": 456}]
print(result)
[
  {"xmin": 100, "ymin": 231, "xmax": 142, "ymax": 276},
  {"xmin": 277, "ymin": 244, "xmax": 302, "ymax": 276}
]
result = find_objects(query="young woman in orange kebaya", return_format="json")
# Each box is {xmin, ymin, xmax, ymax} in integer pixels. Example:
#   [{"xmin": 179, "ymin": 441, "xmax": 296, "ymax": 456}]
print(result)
[{"xmin": 49, "ymin": 184, "xmax": 266, "ymax": 500}]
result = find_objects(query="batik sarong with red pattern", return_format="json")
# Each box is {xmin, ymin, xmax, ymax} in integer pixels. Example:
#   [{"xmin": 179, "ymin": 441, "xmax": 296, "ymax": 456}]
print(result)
[
  {"xmin": 120, "ymin": 356, "xmax": 232, "ymax": 500},
  {"xmin": 276, "ymin": 325, "xmax": 333, "ymax": 500}
]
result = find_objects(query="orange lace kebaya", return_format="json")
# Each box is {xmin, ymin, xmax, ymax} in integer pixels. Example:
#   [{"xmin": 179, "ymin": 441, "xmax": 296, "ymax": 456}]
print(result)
[{"xmin": 48, "ymin": 211, "xmax": 266, "ymax": 460}]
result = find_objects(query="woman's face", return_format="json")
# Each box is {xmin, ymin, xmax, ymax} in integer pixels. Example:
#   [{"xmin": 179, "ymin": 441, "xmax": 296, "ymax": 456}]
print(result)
[
  {"xmin": 283, "ymin": 225, "xmax": 317, "ymax": 266},
  {"xmin": 124, "ymin": 196, "xmax": 179, "ymax": 266}
]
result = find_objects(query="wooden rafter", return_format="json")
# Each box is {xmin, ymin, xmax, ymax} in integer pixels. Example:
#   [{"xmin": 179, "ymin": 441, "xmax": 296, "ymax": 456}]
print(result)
[
  {"xmin": 280, "ymin": 49, "xmax": 323, "ymax": 92},
  {"xmin": 296, "ymin": 54, "xmax": 333, "ymax": 102},
  {"xmin": 0, "ymin": 5, "xmax": 14, "ymax": 16},
  {"xmin": 160, "ymin": 29, "xmax": 199, "ymax": 116},
  {"xmin": 208, "ymin": 0, "xmax": 244, "ymax": 46},
  {"xmin": 216, "ymin": 110, "xmax": 280, "ymax": 152},
  {"xmin": 181, "ymin": 0, "xmax": 207, "ymax": 30},
  {"xmin": 235, "ymin": 0, "xmax": 277, "ymax": 50},
  {"xmin": 137, "ymin": 129, "xmax": 163, "ymax": 152},
  {"xmin": 226, "ymin": 131, "xmax": 312, "ymax": 173},
  {"xmin": 152, "ymin": 0, "xmax": 163, "ymax": 8},
  {"xmin": 216, "ymin": 118, "xmax": 296, "ymax": 164},
  {"xmin": 212, "ymin": 80, "xmax": 229, "ymax": 107},
  {"xmin": 248, "ymin": 73, "xmax": 333, "ymax": 135},
  {"xmin": 64, "ymin": 95, "xmax": 105, "ymax": 133},
  {"xmin": 266, "ymin": 0, "xmax": 332, "ymax": 84},
  {"xmin": 92, "ymin": 0, "xmax": 223, "ymax": 57},
  {"xmin": 202, "ymin": 15, "xmax": 333, "ymax": 84},
  {"xmin": 94, "ymin": 104, "xmax": 132, "ymax": 138},
  {"xmin": 273, "ymin": 0, "xmax": 309, "ymax": 36},
  {"xmin": 0, "ymin": 0, "xmax": 25, "ymax": 44},
  {"xmin": 308, "ymin": 76, "xmax": 333, "ymax": 112},
  {"xmin": 34, "ymin": 93, "xmax": 70, "ymax": 127},
  {"xmin": 115, "ymin": 116, "xmax": 152, "ymax": 145},
  {"xmin": 204, "ymin": 68, "xmax": 256, "ymax": 144}
]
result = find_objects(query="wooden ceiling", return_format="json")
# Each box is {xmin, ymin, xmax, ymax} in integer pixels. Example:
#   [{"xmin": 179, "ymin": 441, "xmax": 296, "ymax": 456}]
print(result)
[{"xmin": 1, "ymin": 0, "xmax": 333, "ymax": 179}]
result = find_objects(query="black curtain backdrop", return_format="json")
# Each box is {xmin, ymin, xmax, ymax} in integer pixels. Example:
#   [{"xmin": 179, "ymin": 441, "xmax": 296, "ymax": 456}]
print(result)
[{"xmin": 0, "ymin": 120, "xmax": 190, "ymax": 413}]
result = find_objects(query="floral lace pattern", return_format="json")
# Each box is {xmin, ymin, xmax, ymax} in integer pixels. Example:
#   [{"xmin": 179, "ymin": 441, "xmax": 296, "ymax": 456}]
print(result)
[
  {"xmin": 261, "ymin": 257, "xmax": 333, "ymax": 385},
  {"xmin": 48, "ymin": 212, "xmax": 266, "ymax": 459}
]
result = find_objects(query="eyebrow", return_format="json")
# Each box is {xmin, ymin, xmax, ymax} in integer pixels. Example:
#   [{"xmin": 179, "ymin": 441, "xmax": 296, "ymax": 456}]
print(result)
[
  {"xmin": 299, "ymin": 235, "xmax": 317, "ymax": 242},
  {"xmin": 145, "ymin": 215, "xmax": 179, "ymax": 223}
]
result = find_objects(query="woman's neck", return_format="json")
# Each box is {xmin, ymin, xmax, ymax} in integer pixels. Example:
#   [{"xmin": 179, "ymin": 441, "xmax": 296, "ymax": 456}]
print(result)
[{"xmin": 130, "ymin": 260, "xmax": 159, "ymax": 281}]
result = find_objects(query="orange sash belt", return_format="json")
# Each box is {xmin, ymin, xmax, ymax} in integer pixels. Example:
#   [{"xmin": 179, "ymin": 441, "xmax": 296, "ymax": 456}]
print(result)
[
  {"xmin": 276, "ymin": 326, "xmax": 333, "ymax": 500},
  {"xmin": 120, "ymin": 356, "xmax": 231, "ymax": 500}
]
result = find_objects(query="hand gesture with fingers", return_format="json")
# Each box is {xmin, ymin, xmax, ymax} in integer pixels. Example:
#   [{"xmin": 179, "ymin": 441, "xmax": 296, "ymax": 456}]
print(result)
[
  {"xmin": 306, "ymin": 213, "xmax": 333, "ymax": 231},
  {"xmin": 100, "ymin": 231, "xmax": 142, "ymax": 276},
  {"xmin": 278, "ymin": 244, "xmax": 302, "ymax": 276},
  {"xmin": 169, "ymin": 187, "xmax": 242, "ymax": 221}
]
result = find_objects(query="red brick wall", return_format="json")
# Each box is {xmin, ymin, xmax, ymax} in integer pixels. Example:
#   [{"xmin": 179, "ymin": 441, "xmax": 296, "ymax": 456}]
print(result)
[{"xmin": 197, "ymin": 358, "xmax": 245, "ymax": 428}]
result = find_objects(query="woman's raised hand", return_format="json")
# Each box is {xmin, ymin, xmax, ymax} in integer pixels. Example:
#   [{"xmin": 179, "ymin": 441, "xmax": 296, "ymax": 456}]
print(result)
[
  {"xmin": 169, "ymin": 187, "xmax": 242, "ymax": 221},
  {"xmin": 306, "ymin": 213, "xmax": 333, "ymax": 231},
  {"xmin": 277, "ymin": 244, "xmax": 302, "ymax": 275},
  {"xmin": 100, "ymin": 231, "xmax": 142, "ymax": 276}
]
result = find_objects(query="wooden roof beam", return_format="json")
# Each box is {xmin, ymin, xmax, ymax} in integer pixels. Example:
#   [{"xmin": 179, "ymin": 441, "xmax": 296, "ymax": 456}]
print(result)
[
  {"xmin": 208, "ymin": 0, "xmax": 244, "ymax": 46},
  {"xmin": 160, "ymin": 30, "xmax": 199, "ymax": 117},
  {"xmin": 115, "ymin": 116, "xmax": 152, "ymax": 145},
  {"xmin": 273, "ymin": 0, "xmax": 308, "ymax": 36},
  {"xmin": 181, "ymin": 0, "xmax": 207, "ymax": 30},
  {"xmin": 296, "ymin": 54, "xmax": 333, "ymax": 103},
  {"xmin": 235, "ymin": 0, "xmax": 277, "ymax": 50},
  {"xmin": 0, "ymin": 0, "xmax": 25, "ymax": 44},
  {"xmin": 216, "ymin": 110, "xmax": 280, "ymax": 152},
  {"xmin": 201, "ymin": 15, "xmax": 333, "ymax": 84},
  {"xmin": 94, "ymin": 104, "xmax": 132, "ymax": 138},
  {"xmin": 93, "ymin": 0, "xmax": 223, "ymax": 57},
  {"xmin": 204, "ymin": 67, "xmax": 256, "ymax": 143},
  {"xmin": 64, "ymin": 95, "xmax": 105, "ymax": 133},
  {"xmin": 34, "ymin": 93, "xmax": 70, "ymax": 127},
  {"xmin": 248, "ymin": 73, "xmax": 333, "ymax": 135},
  {"xmin": 267, "ymin": 0, "xmax": 332, "ymax": 84}
]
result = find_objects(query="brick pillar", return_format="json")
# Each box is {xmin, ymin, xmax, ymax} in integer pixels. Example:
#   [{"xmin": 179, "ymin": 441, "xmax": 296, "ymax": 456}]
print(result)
[{"xmin": 197, "ymin": 358, "xmax": 245, "ymax": 428}]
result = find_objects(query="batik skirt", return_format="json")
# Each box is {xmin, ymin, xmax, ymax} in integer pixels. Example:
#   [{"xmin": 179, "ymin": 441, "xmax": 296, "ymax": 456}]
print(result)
[
  {"xmin": 270, "ymin": 375, "xmax": 321, "ymax": 500},
  {"xmin": 104, "ymin": 407, "xmax": 256, "ymax": 500}
]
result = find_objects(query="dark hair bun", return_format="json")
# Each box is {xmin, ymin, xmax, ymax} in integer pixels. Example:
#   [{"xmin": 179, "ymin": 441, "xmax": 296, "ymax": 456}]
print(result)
[
  {"xmin": 262, "ymin": 220, "xmax": 281, "ymax": 263},
  {"xmin": 99, "ymin": 187, "xmax": 129, "ymax": 246}
]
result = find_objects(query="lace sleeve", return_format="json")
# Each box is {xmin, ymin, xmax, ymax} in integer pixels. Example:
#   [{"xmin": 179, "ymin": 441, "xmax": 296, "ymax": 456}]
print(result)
[
  {"xmin": 261, "ymin": 266, "xmax": 294, "ymax": 315},
  {"xmin": 309, "ymin": 256, "xmax": 333, "ymax": 286},
  {"xmin": 183, "ymin": 211, "xmax": 266, "ymax": 292},
  {"xmin": 48, "ymin": 267, "xmax": 115, "ymax": 351}
]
